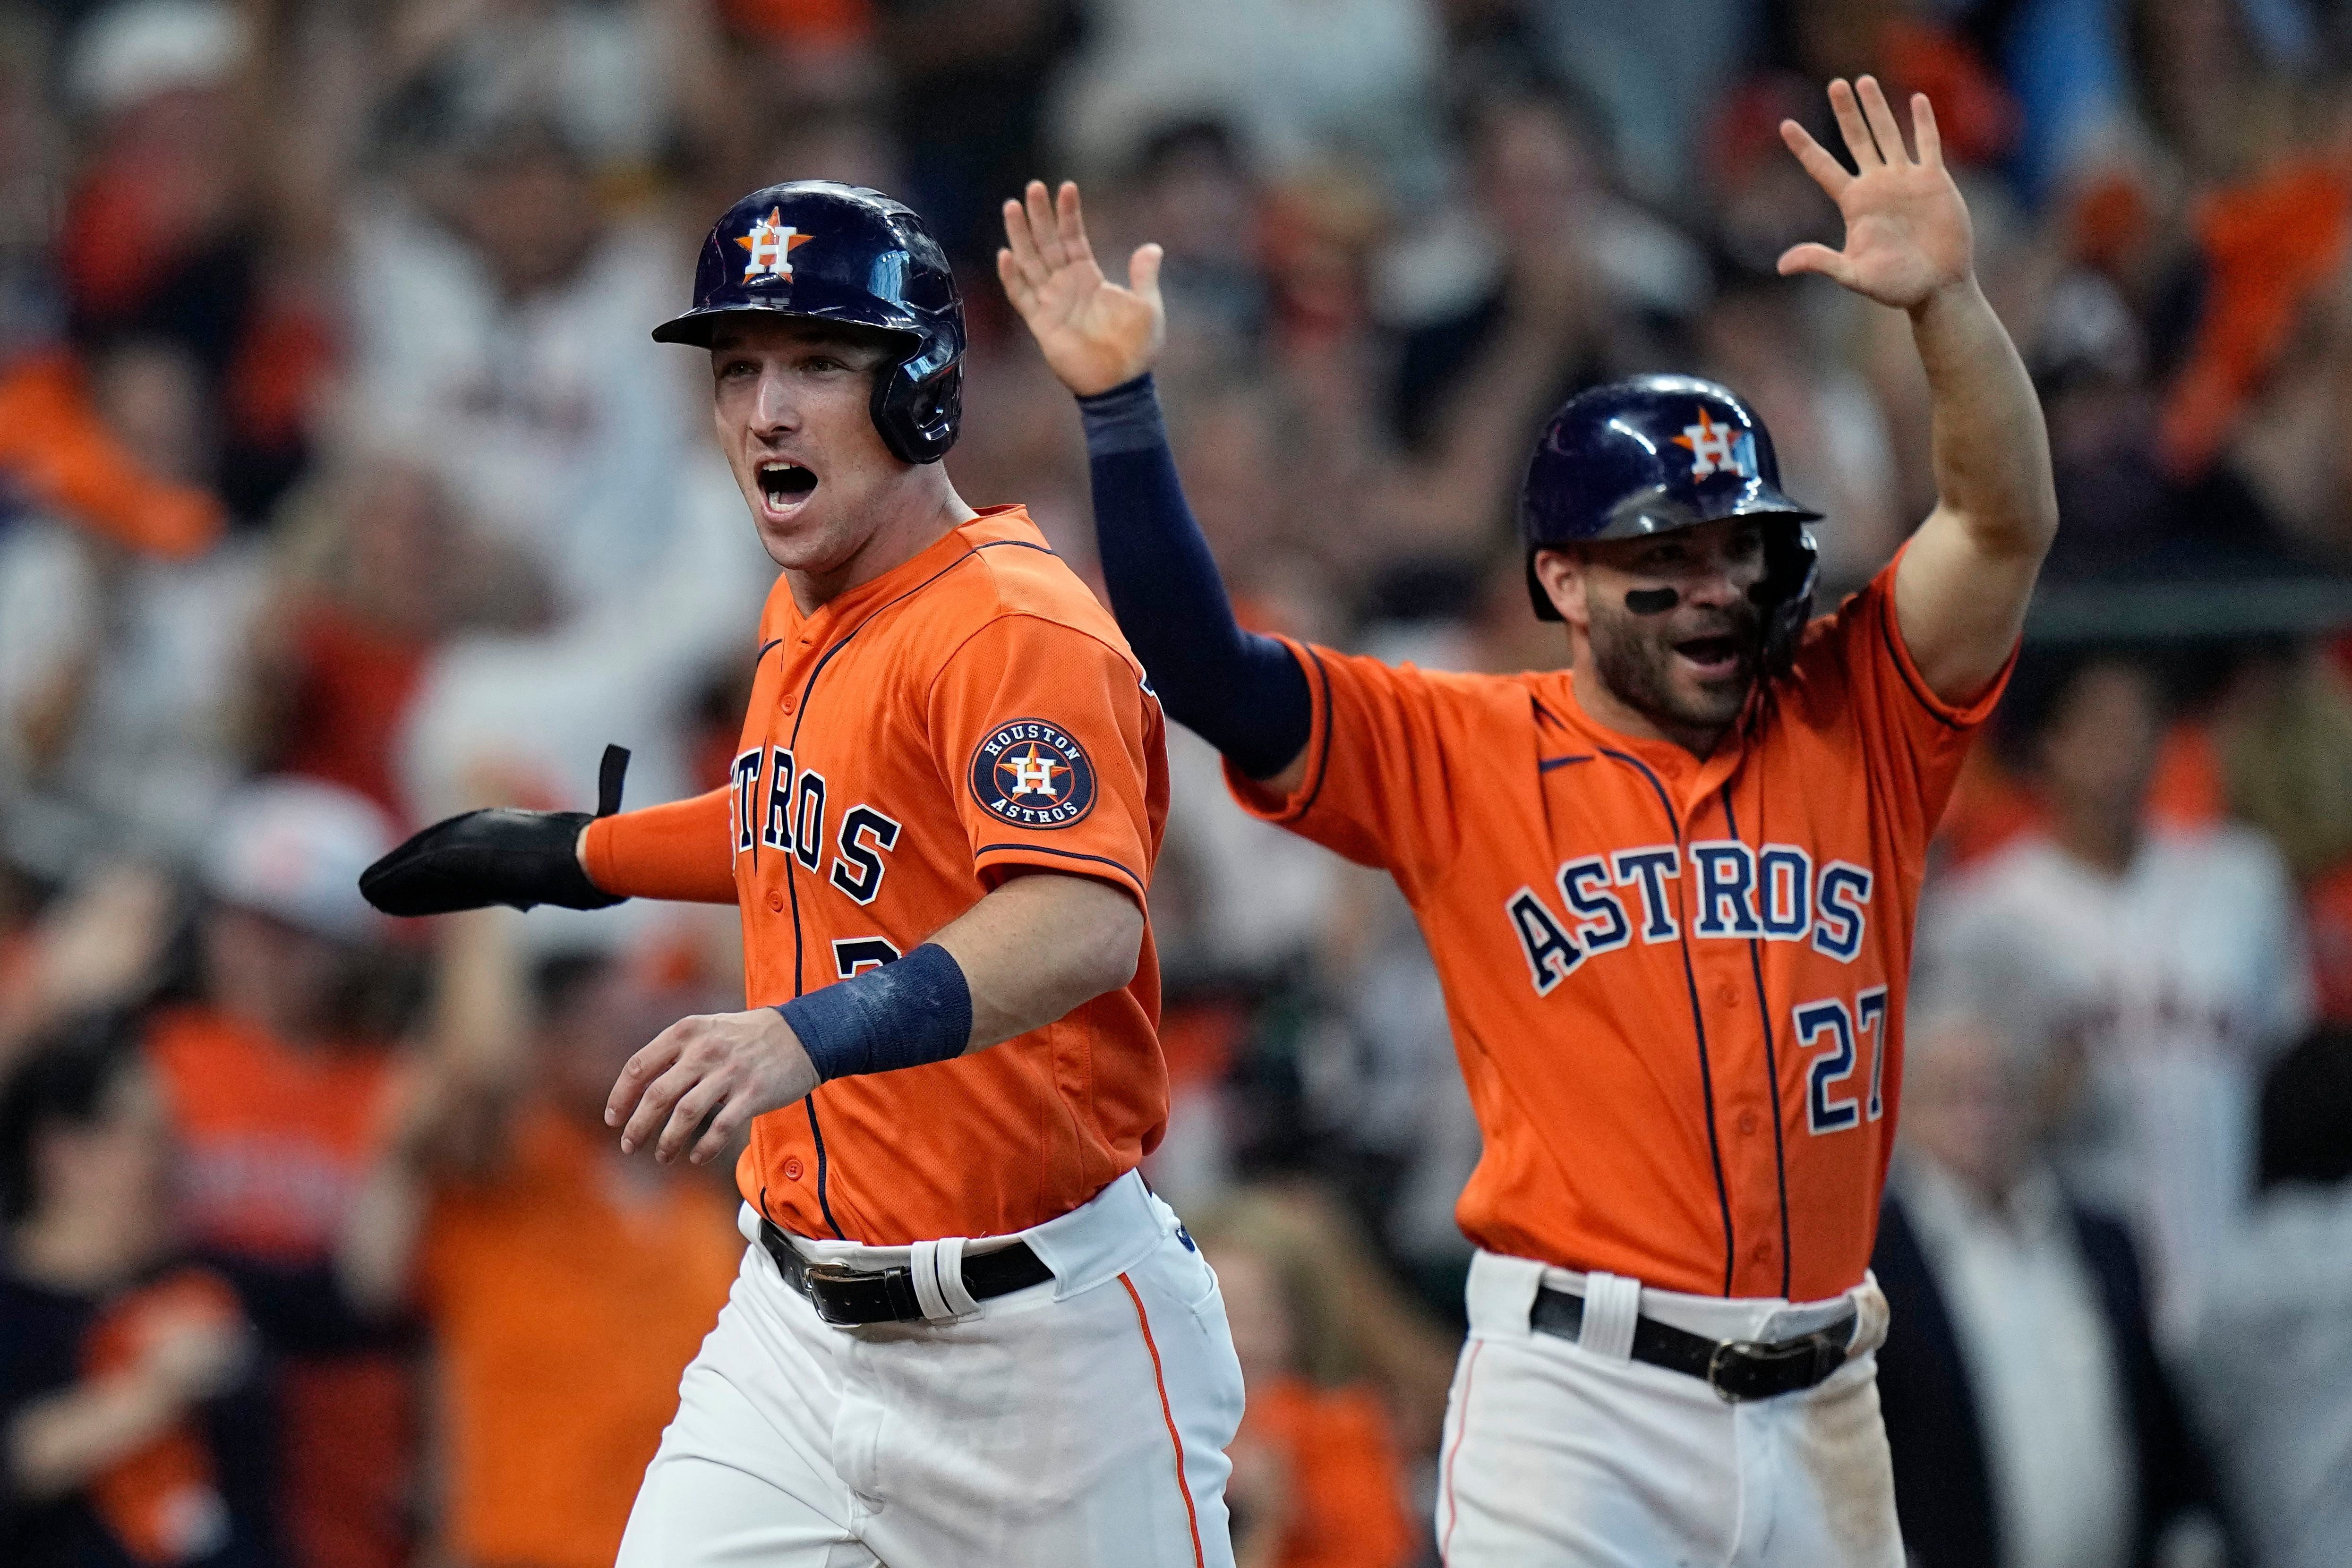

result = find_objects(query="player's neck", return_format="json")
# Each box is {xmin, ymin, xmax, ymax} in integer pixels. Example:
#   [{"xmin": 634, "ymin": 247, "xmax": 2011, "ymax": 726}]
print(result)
[
  {"xmin": 1568, "ymin": 656, "xmax": 1736, "ymax": 761},
  {"xmin": 785, "ymin": 482, "xmax": 981, "ymax": 615}
]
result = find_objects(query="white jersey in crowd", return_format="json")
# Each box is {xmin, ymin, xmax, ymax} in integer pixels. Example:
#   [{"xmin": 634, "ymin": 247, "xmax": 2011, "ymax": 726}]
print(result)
[
  {"xmin": 343, "ymin": 200, "xmax": 703, "ymax": 620},
  {"xmin": 2188, "ymin": 1183, "xmax": 2352, "ymax": 1568},
  {"xmin": 1920, "ymin": 825, "xmax": 2313, "ymax": 1347}
]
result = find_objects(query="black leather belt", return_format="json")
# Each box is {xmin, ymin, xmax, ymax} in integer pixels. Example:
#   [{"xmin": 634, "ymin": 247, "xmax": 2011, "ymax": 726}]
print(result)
[
  {"xmin": 1531, "ymin": 1284, "xmax": 1856, "ymax": 1402},
  {"xmin": 759, "ymin": 1218, "xmax": 1054, "ymax": 1327}
]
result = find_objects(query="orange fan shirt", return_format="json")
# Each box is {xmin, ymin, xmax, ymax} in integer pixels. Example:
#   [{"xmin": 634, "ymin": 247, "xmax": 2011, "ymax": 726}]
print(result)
[
  {"xmin": 1241, "ymin": 1376, "xmax": 1416, "ymax": 1568},
  {"xmin": 588, "ymin": 506, "xmax": 1170, "ymax": 1244},
  {"xmin": 416, "ymin": 1109, "xmax": 741, "ymax": 1568},
  {"xmin": 1230, "ymin": 558, "xmax": 2009, "ymax": 1302}
]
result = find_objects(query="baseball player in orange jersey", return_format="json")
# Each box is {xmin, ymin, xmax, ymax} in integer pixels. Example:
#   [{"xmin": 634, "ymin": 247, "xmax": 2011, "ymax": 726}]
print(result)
[
  {"xmin": 359, "ymin": 182, "xmax": 1244, "ymax": 1566},
  {"xmin": 1003, "ymin": 77, "xmax": 2057, "ymax": 1564}
]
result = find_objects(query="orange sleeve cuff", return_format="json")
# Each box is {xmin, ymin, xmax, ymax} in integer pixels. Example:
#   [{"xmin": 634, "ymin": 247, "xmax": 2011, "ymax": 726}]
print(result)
[{"xmin": 582, "ymin": 788, "xmax": 737, "ymax": 904}]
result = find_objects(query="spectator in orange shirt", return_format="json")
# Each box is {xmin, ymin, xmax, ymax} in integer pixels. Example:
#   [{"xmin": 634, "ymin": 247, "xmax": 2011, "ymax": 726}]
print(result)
[
  {"xmin": 1193, "ymin": 1187, "xmax": 1422, "ymax": 1568},
  {"xmin": 341, "ymin": 910, "xmax": 741, "ymax": 1568},
  {"xmin": 144, "ymin": 780, "xmax": 411, "ymax": 1568}
]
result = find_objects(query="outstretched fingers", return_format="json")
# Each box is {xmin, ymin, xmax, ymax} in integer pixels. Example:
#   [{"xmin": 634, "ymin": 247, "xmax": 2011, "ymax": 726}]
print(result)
[
  {"xmin": 1127, "ymin": 241, "xmax": 1164, "ymax": 303},
  {"xmin": 1827, "ymin": 78, "xmax": 1881, "ymax": 170},
  {"xmin": 997, "ymin": 246, "xmax": 1037, "ymax": 316},
  {"xmin": 1856, "ymin": 76, "xmax": 1911, "ymax": 165},
  {"xmin": 1001, "ymin": 194, "xmax": 1049, "ymax": 290},
  {"xmin": 1779, "ymin": 119, "xmax": 1851, "ymax": 200},
  {"xmin": 1053, "ymin": 180, "xmax": 1093, "ymax": 265},
  {"xmin": 1910, "ymin": 91, "xmax": 1942, "ymax": 169},
  {"xmin": 1024, "ymin": 179, "xmax": 1069, "ymax": 270}
]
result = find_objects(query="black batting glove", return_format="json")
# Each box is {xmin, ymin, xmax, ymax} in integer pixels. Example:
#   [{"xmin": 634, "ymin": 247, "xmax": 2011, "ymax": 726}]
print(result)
[{"xmin": 360, "ymin": 746, "xmax": 632, "ymax": 917}]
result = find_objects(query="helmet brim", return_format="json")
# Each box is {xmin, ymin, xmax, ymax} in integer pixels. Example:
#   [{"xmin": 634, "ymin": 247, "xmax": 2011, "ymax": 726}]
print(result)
[
  {"xmin": 1587, "ymin": 482, "xmax": 1824, "ymax": 541},
  {"xmin": 650, "ymin": 298, "xmax": 924, "ymax": 348}
]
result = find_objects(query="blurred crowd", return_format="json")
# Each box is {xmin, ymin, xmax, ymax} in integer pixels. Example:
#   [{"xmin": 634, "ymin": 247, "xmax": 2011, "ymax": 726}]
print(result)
[{"xmin": 2, "ymin": 0, "xmax": 2351, "ymax": 1566}]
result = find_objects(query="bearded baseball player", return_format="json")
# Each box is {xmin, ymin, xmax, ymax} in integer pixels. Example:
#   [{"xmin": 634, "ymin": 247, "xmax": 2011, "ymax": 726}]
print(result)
[
  {"xmin": 1001, "ymin": 78, "xmax": 2056, "ymax": 1564},
  {"xmin": 360, "ymin": 182, "xmax": 1243, "ymax": 1567}
]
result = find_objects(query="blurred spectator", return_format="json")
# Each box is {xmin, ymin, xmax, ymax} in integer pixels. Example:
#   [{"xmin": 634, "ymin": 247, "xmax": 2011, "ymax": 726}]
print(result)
[
  {"xmin": 1368, "ymin": 71, "xmax": 1693, "ymax": 589},
  {"xmin": 2187, "ymin": 1025, "xmax": 2352, "ymax": 1568},
  {"xmin": 1873, "ymin": 1008, "xmax": 2215, "ymax": 1568},
  {"xmin": 243, "ymin": 453, "xmax": 550, "ymax": 826},
  {"xmin": 1695, "ymin": 269, "xmax": 1902, "ymax": 596},
  {"xmin": 144, "ymin": 780, "xmax": 410, "ymax": 1568},
  {"xmin": 875, "ymin": 0, "xmax": 1080, "ymax": 268},
  {"xmin": 0, "ymin": 866, "xmax": 178, "ymax": 1081},
  {"xmin": 2, "ymin": 1013, "xmax": 274, "ymax": 1568},
  {"xmin": 339, "ymin": 912, "xmax": 738, "ymax": 1568},
  {"xmin": 1191, "ymin": 1185, "xmax": 1430, "ymax": 1568},
  {"xmin": 1921, "ymin": 656, "xmax": 2313, "ymax": 1346},
  {"xmin": 60, "ymin": 0, "xmax": 322, "ymax": 522},
  {"xmin": 2218, "ymin": 644, "xmax": 2352, "ymax": 1023},
  {"xmin": 1052, "ymin": 0, "xmax": 1440, "ymax": 196},
  {"xmin": 341, "ymin": 115, "xmax": 699, "ymax": 622}
]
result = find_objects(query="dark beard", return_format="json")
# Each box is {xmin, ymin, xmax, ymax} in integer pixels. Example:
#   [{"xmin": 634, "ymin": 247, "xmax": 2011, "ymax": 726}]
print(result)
[{"xmin": 1588, "ymin": 593, "xmax": 1762, "ymax": 736}]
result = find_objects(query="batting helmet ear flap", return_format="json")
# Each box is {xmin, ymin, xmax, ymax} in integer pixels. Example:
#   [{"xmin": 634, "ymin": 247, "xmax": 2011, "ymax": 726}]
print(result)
[
  {"xmin": 872, "ymin": 338, "xmax": 962, "ymax": 465},
  {"xmin": 1753, "ymin": 519, "xmax": 1820, "ymax": 676}
]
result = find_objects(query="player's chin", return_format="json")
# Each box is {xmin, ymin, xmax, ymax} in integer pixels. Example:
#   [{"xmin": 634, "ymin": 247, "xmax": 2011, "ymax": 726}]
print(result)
[
  {"xmin": 1665, "ymin": 656, "xmax": 1754, "ymax": 723},
  {"xmin": 753, "ymin": 508, "xmax": 837, "ymax": 572}
]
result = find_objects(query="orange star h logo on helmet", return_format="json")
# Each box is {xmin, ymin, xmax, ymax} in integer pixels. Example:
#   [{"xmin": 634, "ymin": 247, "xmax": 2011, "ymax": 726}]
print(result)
[
  {"xmin": 737, "ymin": 208, "xmax": 814, "ymax": 283},
  {"xmin": 1674, "ymin": 406, "xmax": 1753, "ymax": 480}
]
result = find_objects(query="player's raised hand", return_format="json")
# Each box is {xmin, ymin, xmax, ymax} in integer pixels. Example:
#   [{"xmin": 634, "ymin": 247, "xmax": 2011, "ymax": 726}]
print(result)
[
  {"xmin": 999, "ymin": 179, "xmax": 1164, "ymax": 396},
  {"xmin": 1777, "ymin": 77, "xmax": 1973, "ymax": 313},
  {"xmin": 607, "ymin": 1007, "xmax": 820, "ymax": 1167}
]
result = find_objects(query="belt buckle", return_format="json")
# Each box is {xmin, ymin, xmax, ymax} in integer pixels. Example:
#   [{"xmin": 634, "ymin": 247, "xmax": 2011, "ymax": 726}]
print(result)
[
  {"xmin": 802, "ymin": 1261, "xmax": 875, "ymax": 1326},
  {"xmin": 1706, "ymin": 1331, "xmax": 1839, "ymax": 1402},
  {"xmin": 1704, "ymin": 1338, "xmax": 1766, "ymax": 1402}
]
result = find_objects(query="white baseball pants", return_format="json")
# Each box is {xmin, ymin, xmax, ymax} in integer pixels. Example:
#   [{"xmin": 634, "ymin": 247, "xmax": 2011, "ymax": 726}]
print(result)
[
  {"xmin": 1436, "ymin": 1250, "xmax": 1901, "ymax": 1568},
  {"xmin": 617, "ymin": 1172, "xmax": 1242, "ymax": 1568}
]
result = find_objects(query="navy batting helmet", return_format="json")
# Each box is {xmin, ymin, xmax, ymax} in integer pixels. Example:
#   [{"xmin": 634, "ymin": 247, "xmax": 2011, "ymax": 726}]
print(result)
[
  {"xmin": 654, "ymin": 181, "xmax": 964, "ymax": 465},
  {"xmin": 1519, "ymin": 374, "xmax": 1822, "ymax": 673}
]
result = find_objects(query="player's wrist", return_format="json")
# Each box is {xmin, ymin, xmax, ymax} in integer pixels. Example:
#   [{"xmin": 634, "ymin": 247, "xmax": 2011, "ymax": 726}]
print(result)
[
  {"xmin": 1075, "ymin": 374, "xmax": 1164, "ymax": 459},
  {"xmin": 773, "ymin": 943, "xmax": 973, "ymax": 1083},
  {"xmin": 1905, "ymin": 272, "xmax": 1983, "ymax": 325}
]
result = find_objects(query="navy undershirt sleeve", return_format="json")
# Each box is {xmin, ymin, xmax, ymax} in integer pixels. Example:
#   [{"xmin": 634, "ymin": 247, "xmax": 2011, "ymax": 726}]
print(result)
[{"xmin": 1078, "ymin": 375, "xmax": 1312, "ymax": 781}]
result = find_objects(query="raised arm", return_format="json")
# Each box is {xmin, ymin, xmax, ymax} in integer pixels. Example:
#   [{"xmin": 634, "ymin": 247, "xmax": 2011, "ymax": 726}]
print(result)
[
  {"xmin": 997, "ymin": 179, "xmax": 1313, "ymax": 790},
  {"xmin": 1779, "ymin": 78, "xmax": 2058, "ymax": 705}
]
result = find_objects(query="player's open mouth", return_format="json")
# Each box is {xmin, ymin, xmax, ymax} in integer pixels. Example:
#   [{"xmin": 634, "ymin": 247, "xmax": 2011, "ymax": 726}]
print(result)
[
  {"xmin": 1674, "ymin": 635, "xmax": 1743, "ymax": 679},
  {"xmin": 757, "ymin": 460, "xmax": 818, "ymax": 513}
]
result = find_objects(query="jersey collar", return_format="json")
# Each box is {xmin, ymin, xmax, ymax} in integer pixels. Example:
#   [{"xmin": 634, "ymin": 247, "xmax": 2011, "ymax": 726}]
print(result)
[
  {"xmin": 1545, "ymin": 667, "xmax": 1757, "ymax": 820},
  {"xmin": 767, "ymin": 505, "xmax": 1043, "ymax": 645}
]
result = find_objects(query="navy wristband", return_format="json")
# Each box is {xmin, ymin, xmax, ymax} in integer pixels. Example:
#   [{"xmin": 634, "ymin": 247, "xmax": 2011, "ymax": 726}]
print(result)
[{"xmin": 775, "ymin": 942, "xmax": 974, "ymax": 1083}]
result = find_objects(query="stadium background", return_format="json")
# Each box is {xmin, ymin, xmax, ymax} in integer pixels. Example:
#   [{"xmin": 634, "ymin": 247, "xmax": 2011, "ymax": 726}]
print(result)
[{"xmin": 1, "ymin": 0, "xmax": 2349, "ymax": 1565}]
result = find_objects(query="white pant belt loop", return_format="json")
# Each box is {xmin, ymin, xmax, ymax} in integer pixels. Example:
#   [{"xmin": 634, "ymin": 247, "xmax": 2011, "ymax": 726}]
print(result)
[{"xmin": 1577, "ymin": 1270, "xmax": 1643, "ymax": 1361}]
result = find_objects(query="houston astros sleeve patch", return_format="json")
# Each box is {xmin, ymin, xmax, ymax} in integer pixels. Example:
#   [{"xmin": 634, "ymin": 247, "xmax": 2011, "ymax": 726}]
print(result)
[{"xmin": 969, "ymin": 719, "xmax": 1097, "ymax": 828}]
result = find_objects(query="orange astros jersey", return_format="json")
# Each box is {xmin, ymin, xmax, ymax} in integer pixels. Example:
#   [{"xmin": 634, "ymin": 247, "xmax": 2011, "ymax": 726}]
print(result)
[
  {"xmin": 1229, "ymin": 555, "xmax": 2008, "ymax": 1302},
  {"xmin": 585, "ymin": 506, "xmax": 1170, "ymax": 1244}
]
